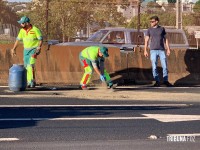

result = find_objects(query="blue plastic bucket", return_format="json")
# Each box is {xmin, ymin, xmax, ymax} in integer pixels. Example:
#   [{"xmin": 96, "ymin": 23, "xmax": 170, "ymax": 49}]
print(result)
[{"xmin": 9, "ymin": 64, "xmax": 27, "ymax": 91}]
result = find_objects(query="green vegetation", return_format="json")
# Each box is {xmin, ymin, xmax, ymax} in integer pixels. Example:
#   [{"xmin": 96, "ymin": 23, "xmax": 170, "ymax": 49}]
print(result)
[
  {"xmin": 0, "ymin": 0, "xmax": 19, "ymax": 26},
  {"xmin": 193, "ymin": 0, "xmax": 200, "ymax": 13},
  {"xmin": 167, "ymin": 0, "xmax": 176, "ymax": 3},
  {"xmin": 23, "ymin": 0, "xmax": 127, "ymax": 42},
  {"xmin": 127, "ymin": 1, "xmax": 198, "ymax": 29},
  {"xmin": 1, "ymin": 0, "xmax": 200, "ymax": 42},
  {"xmin": 127, "ymin": 13, "xmax": 177, "ymax": 29},
  {"xmin": 0, "ymin": 40, "xmax": 14, "ymax": 44}
]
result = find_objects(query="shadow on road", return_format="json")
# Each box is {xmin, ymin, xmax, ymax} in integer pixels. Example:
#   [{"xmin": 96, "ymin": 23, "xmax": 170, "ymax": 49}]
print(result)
[{"xmin": 0, "ymin": 103, "xmax": 188, "ymax": 129}]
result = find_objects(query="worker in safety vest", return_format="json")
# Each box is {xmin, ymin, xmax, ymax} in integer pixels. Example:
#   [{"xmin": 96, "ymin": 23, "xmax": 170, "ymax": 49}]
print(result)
[
  {"xmin": 11, "ymin": 16, "xmax": 43, "ymax": 88},
  {"xmin": 79, "ymin": 46, "xmax": 114, "ymax": 90}
]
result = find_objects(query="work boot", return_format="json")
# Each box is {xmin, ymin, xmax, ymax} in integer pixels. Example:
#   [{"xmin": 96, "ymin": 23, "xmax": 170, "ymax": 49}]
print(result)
[
  {"xmin": 27, "ymin": 82, "xmax": 36, "ymax": 88},
  {"xmin": 107, "ymin": 82, "xmax": 113, "ymax": 89},
  {"xmin": 163, "ymin": 81, "xmax": 173, "ymax": 87},
  {"xmin": 81, "ymin": 85, "xmax": 88, "ymax": 90},
  {"xmin": 31, "ymin": 82, "xmax": 36, "ymax": 88},
  {"xmin": 108, "ymin": 82, "xmax": 117, "ymax": 89},
  {"xmin": 153, "ymin": 81, "xmax": 160, "ymax": 87}
]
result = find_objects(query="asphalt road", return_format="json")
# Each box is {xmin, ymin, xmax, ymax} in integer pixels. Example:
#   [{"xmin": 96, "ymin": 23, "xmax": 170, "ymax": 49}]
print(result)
[{"xmin": 0, "ymin": 86, "xmax": 200, "ymax": 150}]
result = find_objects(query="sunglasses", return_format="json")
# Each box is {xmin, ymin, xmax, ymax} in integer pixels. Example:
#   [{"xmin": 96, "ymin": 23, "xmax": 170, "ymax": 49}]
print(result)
[{"xmin": 150, "ymin": 21, "xmax": 156, "ymax": 23}]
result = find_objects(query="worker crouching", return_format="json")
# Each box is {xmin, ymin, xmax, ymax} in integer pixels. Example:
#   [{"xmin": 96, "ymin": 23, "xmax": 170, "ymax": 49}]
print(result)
[{"xmin": 79, "ymin": 46, "xmax": 114, "ymax": 90}]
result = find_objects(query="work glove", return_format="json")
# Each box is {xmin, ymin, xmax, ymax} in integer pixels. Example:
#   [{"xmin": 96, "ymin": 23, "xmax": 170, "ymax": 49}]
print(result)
[
  {"xmin": 103, "ymin": 75, "xmax": 106, "ymax": 80},
  {"xmin": 100, "ymin": 74, "xmax": 106, "ymax": 82},
  {"xmin": 35, "ymin": 46, "xmax": 41, "ymax": 55}
]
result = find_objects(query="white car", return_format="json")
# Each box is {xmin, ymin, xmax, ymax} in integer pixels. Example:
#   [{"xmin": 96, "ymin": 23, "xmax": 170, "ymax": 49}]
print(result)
[{"xmin": 57, "ymin": 27, "xmax": 189, "ymax": 52}]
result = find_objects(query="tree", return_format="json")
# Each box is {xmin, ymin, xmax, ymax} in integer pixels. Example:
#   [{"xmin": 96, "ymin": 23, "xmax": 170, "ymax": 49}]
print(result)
[
  {"xmin": 91, "ymin": 1, "xmax": 126, "ymax": 28},
  {"xmin": 146, "ymin": 2, "xmax": 163, "ymax": 15},
  {"xmin": 22, "ymin": 0, "xmax": 127, "ymax": 42},
  {"xmin": 147, "ymin": 2, "xmax": 162, "ymax": 9},
  {"xmin": 167, "ymin": 0, "xmax": 176, "ymax": 3},
  {"xmin": 182, "ymin": 14, "xmax": 196, "ymax": 26},
  {"xmin": 127, "ymin": 13, "xmax": 176, "ymax": 29},
  {"xmin": 0, "ymin": 0, "xmax": 19, "ymax": 26},
  {"xmin": 193, "ymin": 0, "xmax": 200, "ymax": 13},
  {"xmin": 159, "ymin": 13, "xmax": 176, "ymax": 26},
  {"xmin": 21, "ymin": 0, "xmax": 46, "ymax": 40},
  {"xmin": 127, "ymin": 13, "xmax": 150, "ymax": 29},
  {"xmin": 49, "ymin": 0, "xmax": 82, "ymax": 42}
]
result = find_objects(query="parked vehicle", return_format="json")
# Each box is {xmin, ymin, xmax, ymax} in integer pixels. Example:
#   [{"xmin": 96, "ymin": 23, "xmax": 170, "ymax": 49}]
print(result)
[{"xmin": 57, "ymin": 27, "xmax": 189, "ymax": 52}]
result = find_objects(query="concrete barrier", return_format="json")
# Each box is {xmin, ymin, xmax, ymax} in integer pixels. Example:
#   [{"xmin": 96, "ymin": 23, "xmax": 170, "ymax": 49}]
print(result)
[{"xmin": 0, "ymin": 44, "xmax": 199, "ymax": 86}]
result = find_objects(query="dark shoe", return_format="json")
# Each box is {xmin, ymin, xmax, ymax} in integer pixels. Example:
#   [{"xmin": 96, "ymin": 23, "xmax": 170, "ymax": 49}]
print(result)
[
  {"xmin": 108, "ymin": 83, "xmax": 117, "ymax": 89},
  {"xmin": 107, "ymin": 82, "xmax": 113, "ymax": 89},
  {"xmin": 163, "ymin": 81, "xmax": 173, "ymax": 87},
  {"xmin": 27, "ymin": 82, "xmax": 36, "ymax": 88},
  {"xmin": 153, "ymin": 81, "xmax": 160, "ymax": 87},
  {"xmin": 30, "ymin": 82, "xmax": 36, "ymax": 88},
  {"xmin": 81, "ymin": 85, "xmax": 88, "ymax": 90}
]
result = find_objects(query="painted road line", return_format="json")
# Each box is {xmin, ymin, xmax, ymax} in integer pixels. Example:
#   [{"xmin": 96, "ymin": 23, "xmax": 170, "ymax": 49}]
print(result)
[
  {"xmin": 1, "ymin": 114, "xmax": 199, "ymax": 122},
  {"xmin": 143, "ymin": 114, "xmax": 200, "ymax": 122},
  {"xmin": 0, "ymin": 95, "xmax": 64, "ymax": 98},
  {"xmin": 0, "ymin": 117, "xmax": 150, "ymax": 121},
  {"xmin": 0, "ymin": 104, "xmax": 190, "ymax": 108},
  {"xmin": 1, "ymin": 85, "xmax": 200, "ymax": 88},
  {"xmin": 0, "ymin": 138, "xmax": 19, "ymax": 141},
  {"xmin": 0, "ymin": 86, "xmax": 8, "ymax": 88},
  {"xmin": 118, "ymin": 86, "xmax": 200, "ymax": 89}
]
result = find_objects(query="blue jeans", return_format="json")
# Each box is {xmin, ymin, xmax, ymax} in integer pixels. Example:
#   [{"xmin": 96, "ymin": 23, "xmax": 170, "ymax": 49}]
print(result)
[{"xmin": 150, "ymin": 50, "xmax": 168, "ymax": 82}]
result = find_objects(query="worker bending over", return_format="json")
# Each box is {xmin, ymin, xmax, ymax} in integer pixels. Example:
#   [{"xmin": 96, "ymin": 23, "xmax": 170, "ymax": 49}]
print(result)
[{"xmin": 79, "ymin": 46, "xmax": 114, "ymax": 90}]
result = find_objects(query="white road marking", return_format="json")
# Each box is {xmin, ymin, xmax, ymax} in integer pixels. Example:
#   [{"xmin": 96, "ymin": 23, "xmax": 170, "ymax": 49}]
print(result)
[
  {"xmin": 0, "ymin": 113, "xmax": 199, "ymax": 122},
  {"xmin": 0, "ymin": 117, "xmax": 150, "ymax": 121},
  {"xmin": 0, "ymin": 104, "xmax": 190, "ymax": 108},
  {"xmin": 143, "ymin": 114, "xmax": 200, "ymax": 122},
  {"xmin": 117, "ymin": 86, "xmax": 200, "ymax": 89},
  {"xmin": 0, "ymin": 138, "xmax": 19, "ymax": 141},
  {"xmin": 0, "ymin": 95, "xmax": 63, "ymax": 98},
  {"xmin": 1, "ymin": 86, "xmax": 200, "ymax": 88}
]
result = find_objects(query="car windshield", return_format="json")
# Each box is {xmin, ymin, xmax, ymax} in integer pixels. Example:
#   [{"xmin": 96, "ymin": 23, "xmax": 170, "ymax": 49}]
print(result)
[{"xmin": 86, "ymin": 30, "xmax": 109, "ymax": 42}]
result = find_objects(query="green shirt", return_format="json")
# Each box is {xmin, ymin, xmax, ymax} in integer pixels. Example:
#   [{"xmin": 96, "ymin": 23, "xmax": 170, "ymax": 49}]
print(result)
[
  {"xmin": 81, "ymin": 46, "xmax": 99, "ymax": 62},
  {"xmin": 81, "ymin": 46, "xmax": 100, "ymax": 68},
  {"xmin": 17, "ymin": 25, "xmax": 43, "ymax": 50}
]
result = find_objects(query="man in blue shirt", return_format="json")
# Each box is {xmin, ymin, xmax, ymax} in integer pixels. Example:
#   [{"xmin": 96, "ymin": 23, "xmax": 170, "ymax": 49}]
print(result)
[{"xmin": 144, "ymin": 16, "xmax": 173, "ymax": 87}]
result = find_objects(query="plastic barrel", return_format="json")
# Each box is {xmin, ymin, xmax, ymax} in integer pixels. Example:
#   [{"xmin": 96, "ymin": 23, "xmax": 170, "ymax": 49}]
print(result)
[{"xmin": 9, "ymin": 64, "xmax": 27, "ymax": 91}]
